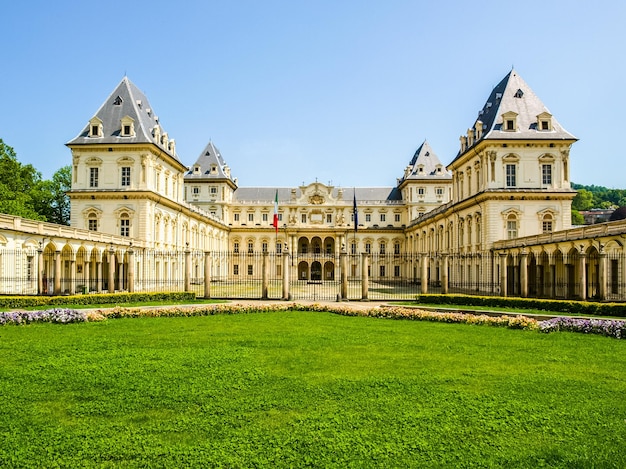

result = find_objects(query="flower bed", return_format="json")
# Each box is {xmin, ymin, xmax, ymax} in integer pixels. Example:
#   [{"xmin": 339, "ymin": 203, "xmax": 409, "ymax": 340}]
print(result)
[{"xmin": 2, "ymin": 303, "xmax": 624, "ymax": 339}]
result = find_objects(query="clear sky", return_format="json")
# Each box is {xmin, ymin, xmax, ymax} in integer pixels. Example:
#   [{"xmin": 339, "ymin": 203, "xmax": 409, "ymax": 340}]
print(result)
[{"xmin": 1, "ymin": 1, "xmax": 624, "ymax": 189}]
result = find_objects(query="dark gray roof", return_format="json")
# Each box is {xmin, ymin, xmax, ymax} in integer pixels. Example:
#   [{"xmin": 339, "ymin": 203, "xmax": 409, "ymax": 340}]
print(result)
[
  {"xmin": 67, "ymin": 77, "xmax": 180, "ymax": 162},
  {"xmin": 400, "ymin": 140, "xmax": 452, "ymax": 182},
  {"xmin": 233, "ymin": 186, "xmax": 402, "ymax": 203},
  {"xmin": 184, "ymin": 141, "xmax": 235, "ymax": 183},
  {"xmin": 452, "ymin": 70, "xmax": 577, "ymax": 163}
]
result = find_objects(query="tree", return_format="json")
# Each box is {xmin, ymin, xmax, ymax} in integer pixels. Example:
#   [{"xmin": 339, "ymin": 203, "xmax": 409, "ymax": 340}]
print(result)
[
  {"xmin": 33, "ymin": 165, "xmax": 71, "ymax": 225},
  {"xmin": 0, "ymin": 139, "xmax": 45, "ymax": 220},
  {"xmin": 571, "ymin": 188, "xmax": 593, "ymax": 211},
  {"xmin": 571, "ymin": 210, "xmax": 585, "ymax": 225}
]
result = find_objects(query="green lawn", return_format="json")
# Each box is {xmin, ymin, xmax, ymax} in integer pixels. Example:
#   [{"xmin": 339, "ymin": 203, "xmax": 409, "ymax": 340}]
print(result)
[{"xmin": 1, "ymin": 312, "xmax": 625, "ymax": 468}]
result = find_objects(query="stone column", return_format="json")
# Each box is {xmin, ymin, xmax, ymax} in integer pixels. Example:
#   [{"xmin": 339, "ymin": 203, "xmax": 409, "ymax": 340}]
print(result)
[
  {"xmin": 262, "ymin": 251, "xmax": 269, "ymax": 299},
  {"xmin": 421, "ymin": 255, "xmax": 428, "ymax": 294},
  {"xmin": 579, "ymin": 252, "xmax": 587, "ymax": 301},
  {"xmin": 184, "ymin": 247, "xmax": 191, "ymax": 292},
  {"xmin": 96, "ymin": 259, "xmax": 103, "ymax": 293},
  {"xmin": 598, "ymin": 251, "xmax": 607, "ymax": 301},
  {"xmin": 204, "ymin": 252, "xmax": 212, "ymax": 299},
  {"xmin": 84, "ymin": 258, "xmax": 91, "ymax": 293},
  {"xmin": 128, "ymin": 248, "xmax": 135, "ymax": 293},
  {"xmin": 37, "ymin": 248, "xmax": 44, "ymax": 295},
  {"xmin": 499, "ymin": 253, "xmax": 508, "ymax": 297},
  {"xmin": 361, "ymin": 253, "xmax": 369, "ymax": 300},
  {"xmin": 441, "ymin": 254, "xmax": 449, "ymax": 294},
  {"xmin": 54, "ymin": 250, "xmax": 62, "ymax": 295},
  {"xmin": 108, "ymin": 248, "xmax": 116, "ymax": 293},
  {"xmin": 69, "ymin": 257, "xmax": 76, "ymax": 295},
  {"xmin": 520, "ymin": 250, "xmax": 528, "ymax": 298},
  {"xmin": 282, "ymin": 247, "xmax": 290, "ymax": 300},
  {"xmin": 340, "ymin": 249, "xmax": 348, "ymax": 301}
]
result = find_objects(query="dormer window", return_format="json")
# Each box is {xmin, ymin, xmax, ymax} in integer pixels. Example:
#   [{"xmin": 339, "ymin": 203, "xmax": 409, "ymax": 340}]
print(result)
[
  {"xmin": 88, "ymin": 117, "xmax": 103, "ymax": 137},
  {"xmin": 193, "ymin": 165, "xmax": 201, "ymax": 174},
  {"xmin": 537, "ymin": 112, "xmax": 553, "ymax": 131},
  {"xmin": 210, "ymin": 164, "xmax": 218, "ymax": 174},
  {"xmin": 120, "ymin": 116, "xmax": 135, "ymax": 137},
  {"xmin": 502, "ymin": 111, "xmax": 518, "ymax": 132}
]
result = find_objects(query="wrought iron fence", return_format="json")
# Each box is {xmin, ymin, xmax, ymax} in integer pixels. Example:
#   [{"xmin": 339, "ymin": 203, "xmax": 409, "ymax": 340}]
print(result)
[{"xmin": 1, "ymin": 247, "xmax": 626, "ymax": 302}]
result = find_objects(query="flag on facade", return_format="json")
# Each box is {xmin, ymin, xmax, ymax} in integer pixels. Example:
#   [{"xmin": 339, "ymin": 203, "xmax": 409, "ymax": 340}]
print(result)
[
  {"xmin": 353, "ymin": 189, "xmax": 358, "ymax": 232},
  {"xmin": 273, "ymin": 190, "xmax": 279, "ymax": 233}
]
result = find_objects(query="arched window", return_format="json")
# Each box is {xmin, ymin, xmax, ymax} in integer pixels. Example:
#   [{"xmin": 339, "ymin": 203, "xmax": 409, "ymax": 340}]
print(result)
[{"xmin": 507, "ymin": 214, "xmax": 518, "ymax": 239}]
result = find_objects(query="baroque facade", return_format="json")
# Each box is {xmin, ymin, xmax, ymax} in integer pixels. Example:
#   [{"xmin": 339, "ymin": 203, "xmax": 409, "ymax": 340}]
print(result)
[{"xmin": 2, "ymin": 69, "xmax": 626, "ymax": 300}]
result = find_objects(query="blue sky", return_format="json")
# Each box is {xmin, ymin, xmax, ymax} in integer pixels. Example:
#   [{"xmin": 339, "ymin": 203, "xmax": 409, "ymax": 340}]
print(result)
[{"xmin": 1, "ymin": 1, "xmax": 624, "ymax": 189}]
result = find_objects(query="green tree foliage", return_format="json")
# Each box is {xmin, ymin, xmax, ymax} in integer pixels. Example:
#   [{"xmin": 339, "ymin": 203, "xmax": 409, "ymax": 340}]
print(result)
[
  {"xmin": 571, "ymin": 188, "xmax": 593, "ymax": 211},
  {"xmin": 0, "ymin": 139, "xmax": 71, "ymax": 225},
  {"xmin": 571, "ymin": 210, "xmax": 585, "ymax": 225}
]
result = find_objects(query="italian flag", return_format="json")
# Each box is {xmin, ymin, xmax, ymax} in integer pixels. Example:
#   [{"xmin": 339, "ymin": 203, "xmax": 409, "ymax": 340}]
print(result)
[{"xmin": 272, "ymin": 190, "xmax": 279, "ymax": 233}]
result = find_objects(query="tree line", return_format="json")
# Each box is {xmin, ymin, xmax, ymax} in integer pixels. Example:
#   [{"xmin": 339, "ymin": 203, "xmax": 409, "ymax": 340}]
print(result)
[
  {"xmin": 571, "ymin": 183, "xmax": 626, "ymax": 224},
  {"xmin": 0, "ymin": 138, "xmax": 70, "ymax": 225}
]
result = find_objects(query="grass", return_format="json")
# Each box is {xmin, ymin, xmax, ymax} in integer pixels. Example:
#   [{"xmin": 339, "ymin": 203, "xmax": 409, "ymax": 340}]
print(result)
[{"xmin": 1, "ymin": 311, "xmax": 625, "ymax": 468}]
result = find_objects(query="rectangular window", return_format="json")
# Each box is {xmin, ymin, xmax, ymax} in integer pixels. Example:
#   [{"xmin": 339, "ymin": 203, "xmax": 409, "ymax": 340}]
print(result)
[
  {"xmin": 542, "ymin": 164, "xmax": 552, "ymax": 185},
  {"xmin": 301, "ymin": 214, "xmax": 307, "ymax": 223},
  {"xmin": 365, "ymin": 214, "xmax": 371, "ymax": 222},
  {"xmin": 278, "ymin": 213, "xmax": 282, "ymax": 222},
  {"xmin": 210, "ymin": 187, "xmax": 217, "ymax": 195},
  {"xmin": 365, "ymin": 243, "xmax": 371, "ymax": 254},
  {"xmin": 247, "ymin": 265, "xmax": 253, "ymax": 276},
  {"xmin": 506, "ymin": 164, "xmax": 516, "ymax": 187},
  {"xmin": 192, "ymin": 186, "xmax": 200, "ymax": 195},
  {"xmin": 418, "ymin": 187, "xmax": 425, "ymax": 195},
  {"xmin": 121, "ymin": 166, "xmax": 131, "ymax": 187},
  {"xmin": 276, "ymin": 243, "xmax": 282, "ymax": 254},
  {"xmin": 394, "ymin": 243, "xmax": 400, "ymax": 255},
  {"xmin": 233, "ymin": 242, "xmax": 239, "ymax": 253},
  {"xmin": 541, "ymin": 120, "xmax": 549, "ymax": 130},
  {"xmin": 248, "ymin": 213, "xmax": 254, "ymax": 222},
  {"xmin": 436, "ymin": 188, "xmax": 444, "ymax": 196},
  {"xmin": 506, "ymin": 119, "xmax": 514, "ymax": 130},
  {"xmin": 88, "ymin": 219, "xmax": 98, "ymax": 231},
  {"xmin": 262, "ymin": 213, "xmax": 268, "ymax": 222},
  {"xmin": 89, "ymin": 167, "xmax": 99, "ymax": 188},
  {"xmin": 507, "ymin": 220, "xmax": 518, "ymax": 239},
  {"xmin": 542, "ymin": 221, "xmax": 553, "ymax": 233},
  {"xmin": 326, "ymin": 214, "xmax": 332, "ymax": 223},
  {"xmin": 379, "ymin": 265, "xmax": 386, "ymax": 277},
  {"xmin": 233, "ymin": 264, "xmax": 239, "ymax": 275},
  {"xmin": 120, "ymin": 218, "xmax": 130, "ymax": 237},
  {"xmin": 262, "ymin": 242, "xmax": 268, "ymax": 253},
  {"xmin": 234, "ymin": 213, "xmax": 240, "ymax": 222},
  {"xmin": 394, "ymin": 214, "xmax": 401, "ymax": 223},
  {"xmin": 394, "ymin": 265, "xmax": 401, "ymax": 277},
  {"xmin": 380, "ymin": 214, "xmax": 386, "ymax": 222},
  {"xmin": 351, "ymin": 243, "xmax": 357, "ymax": 254},
  {"xmin": 123, "ymin": 125, "xmax": 131, "ymax": 135},
  {"xmin": 379, "ymin": 243, "xmax": 386, "ymax": 254},
  {"xmin": 91, "ymin": 125, "xmax": 99, "ymax": 136},
  {"xmin": 248, "ymin": 242, "xmax": 254, "ymax": 253}
]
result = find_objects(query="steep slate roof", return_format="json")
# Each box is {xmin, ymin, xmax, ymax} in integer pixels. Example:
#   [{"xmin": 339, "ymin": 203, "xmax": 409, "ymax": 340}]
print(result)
[
  {"xmin": 185, "ymin": 141, "xmax": 235, "ymax": 183},
  {"xmin": 233, "ymin": 187, "xmax": 402, "ymax": 203},
  {"xmin": 67, "ymin": 77, "xmax": 181, "ymax": 162},
  {"xmin": 452, "ymin": 70, "xmax": 576, "ymax": 163},
  {"xmin": 400, "ymin": 140, "xmax": 452, "ymax": 182}
]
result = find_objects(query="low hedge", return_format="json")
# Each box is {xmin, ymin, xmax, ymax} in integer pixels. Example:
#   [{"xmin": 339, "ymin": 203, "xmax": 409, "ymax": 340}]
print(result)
[
  {"xmin": 413, "ymin": 294, "xmax": 626, "ymax": 318},
  {"xmin": 0, "ymin": 292, "xmax": 196, "ymax": 309}
]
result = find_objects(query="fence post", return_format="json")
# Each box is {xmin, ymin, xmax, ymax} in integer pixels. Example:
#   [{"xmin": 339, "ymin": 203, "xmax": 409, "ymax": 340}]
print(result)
[
  {"xmin": 204, "ymin": 251, "xmax": 211, "ymax": 299},
  {"xmin": 361, "ymin": 253, "xmax": 369, "ymax": 300},
  {"xmin": 54, "ymin": 250, "xmax": 62, "ymax": 295},
  {"xmin": 441, "ymin": 254, "xmax": 449, "ymax": 294},
  {"xmin": 184, "ymin": 247, "xmax": 191, "ymax": 292},
  {"xmin": 262, "ymin": 251, "xmax": 269, "ymax": 299},
  {"xmin": 340, "ymin": 249, "xmax": 348, "ymax": 300},
  {"xmin": 282, "ymin": 247, "xmax": 290, "ymax": 300},
  {"xmin": 520, "ymin": 249, "xmax": 528, "ymax": 298},
  {"xmin": 598, "ymin": 249, "xmax": 607, "ymax": 301},
  {"xmin": 421, "ymin": 255, "xmax": 428, "ymax": 294},
  {"xmin": 128, "ymin": 247, "xmax": 135, "ymax": 293}
]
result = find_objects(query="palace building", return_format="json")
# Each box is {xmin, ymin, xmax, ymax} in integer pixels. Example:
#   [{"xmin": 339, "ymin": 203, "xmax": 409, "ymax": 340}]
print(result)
[{"xmin": 2, "ymin": 69, "xmax": 625, "ymax": 300}]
